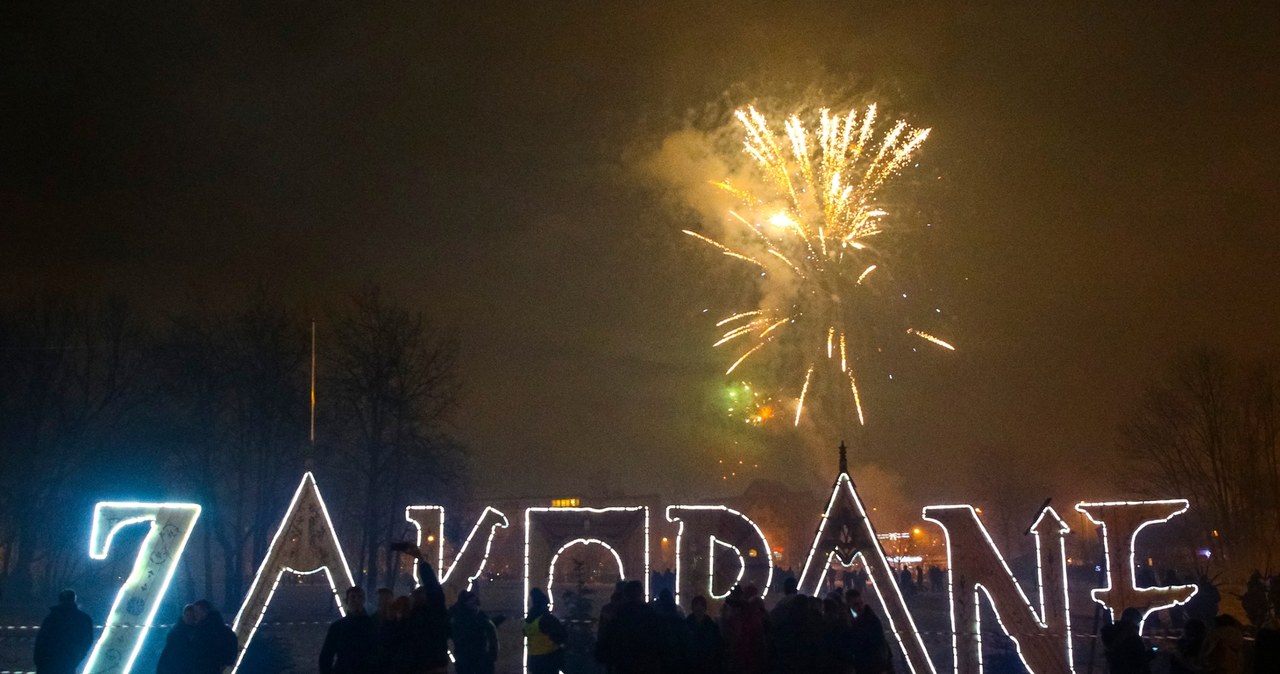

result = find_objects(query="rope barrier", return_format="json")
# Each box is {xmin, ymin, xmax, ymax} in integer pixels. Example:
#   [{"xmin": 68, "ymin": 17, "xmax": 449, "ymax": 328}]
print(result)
[{"xmin": 0, "ymin": 623, "xmax": 1189, "ymax": 640}]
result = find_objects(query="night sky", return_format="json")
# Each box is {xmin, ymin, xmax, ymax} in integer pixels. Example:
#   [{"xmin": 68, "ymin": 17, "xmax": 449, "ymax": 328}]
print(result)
[{"xmin": 3, "ymin": 3, "xmax": 1278, "ymax": 514}]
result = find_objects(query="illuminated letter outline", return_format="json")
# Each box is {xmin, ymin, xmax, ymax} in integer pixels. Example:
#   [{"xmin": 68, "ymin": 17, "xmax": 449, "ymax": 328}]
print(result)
[
  {"xmin": 922, "ymin": 504, "xmax": 1073, "ymax": 674},
  {"xmin": 665, "ymin": 505, "xmax": 774, "ymax": 606},
  {"xmin": 231, "ymin": 472, "xmax": 354, "ymax": 673},
  {"xmin": 1074, "ymin": 499, "xmax": 1198, "ymax": 632},
  {"xmin": 523, "ymin": 506, "xmax": 649, "ymax": 673},
  {"xmin": 1029, "ymin": 506, "xmax": 1073, "ymax": 670},
  {"xmin": 798, "ymin": 469, "xmax": 936, "ymax": 674},
  {"xmin": 404, "ymin": 505, "xmax": 509, "ymax": 596},
  {"xmin": 84, "ymin": 502, "xmax": 202, "ymax": 674},
  {"xmin": 708, "ymin": 539, "xmax": 745, "ymax": 599},
  {"xmin": 545, "ymin": 537, "xmax": 626, "ymax": 611}
]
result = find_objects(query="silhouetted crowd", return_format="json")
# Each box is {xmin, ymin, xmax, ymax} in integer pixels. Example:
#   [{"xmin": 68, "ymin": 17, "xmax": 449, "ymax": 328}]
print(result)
[
  {"xmin": 310, "ymin": 570, "xmax": 1280, "ymax": 674},
  {"xmin": 156, "ymin": 600, "xmax": 239, "ymax": 674},
  {"xmin": 1101, "ymin": 571, "xmax": 1280, "ymax": 674},
  {"xmin": 25, "ymin": 567, "xmax": 1280, "ymax": 674},
  {"xmin": 319, "ymin": 564, "xmax": 459, "ymax": 674},
  {"xmin": 592, "ymin": 578, "xmax": 892, "ymax": 674},
  {"xmin": 312, "ymin": 575, "xmax": 892, "ymax": 674}
]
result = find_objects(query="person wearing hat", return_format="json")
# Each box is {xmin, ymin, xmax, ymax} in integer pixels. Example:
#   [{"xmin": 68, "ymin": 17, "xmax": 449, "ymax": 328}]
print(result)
[{"xmin": 524, "ymin": 587, "xmax": 567, "ymax": 674}]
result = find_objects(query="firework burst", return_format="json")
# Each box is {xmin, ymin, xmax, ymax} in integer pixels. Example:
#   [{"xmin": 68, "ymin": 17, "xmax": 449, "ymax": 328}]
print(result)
[
  {"xmin": 687, "ymin": 103, "xmax": 951, "ymax": 426},
  {"xmin": 721, "ymin": 381, "xmax": 782, "ymax": 427}
]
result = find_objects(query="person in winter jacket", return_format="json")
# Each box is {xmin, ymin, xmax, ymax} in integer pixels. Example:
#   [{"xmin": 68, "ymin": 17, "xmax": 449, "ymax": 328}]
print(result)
[
  {"xmin": 450, "ymin": 590, "xmax": 499, "ymax": 674},
  {"xmin": 320, "ymin": 586, "xmax": 377, "ymax": 674},
  {"xmin": 524, "ymin": 587, "xmax": 567, "ymax": 674},
  {"xmin": 33, "ymin": 590, "xmax": 94, "ymax": 674},
  {"xmin": 156, "ymin": 604, "xmax": 200, "ymax": 674}
]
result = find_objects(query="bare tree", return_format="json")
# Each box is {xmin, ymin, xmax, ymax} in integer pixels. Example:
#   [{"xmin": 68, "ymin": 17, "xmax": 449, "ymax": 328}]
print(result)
[
  {"xmin": 1119, "ymin": 348, "xmax": 1280, "ymax": 576},
  {"xmin": 0, "ymin": 295, "xmax": 150, "ymax": 598},
  {"xmin": 154, "ymin": 290, "xmax": 308, "ymax": 607},
  {"xmin": 320, "ymin": 285, "xmax": 466, "ymax": 593}
]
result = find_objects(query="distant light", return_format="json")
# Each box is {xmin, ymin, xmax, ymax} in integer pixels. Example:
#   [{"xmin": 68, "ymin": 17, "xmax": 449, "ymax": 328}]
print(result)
[
  {"xmin": 1198, "ymin": 549, "xmax": 1212, "ymax": 558},
  {"xmin": 426, "ymin": 534, "xmax": 436, "ymax": 543}
]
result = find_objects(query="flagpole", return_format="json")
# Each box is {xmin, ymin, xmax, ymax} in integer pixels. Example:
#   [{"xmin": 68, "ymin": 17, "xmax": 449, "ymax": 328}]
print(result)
[{"xmin": 310, "ymin": 319, "xmax": 316, "ymax": 447}]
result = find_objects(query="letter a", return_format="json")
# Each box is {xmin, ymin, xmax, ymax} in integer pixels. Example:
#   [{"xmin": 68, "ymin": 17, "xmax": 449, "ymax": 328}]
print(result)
[
  {"xmin": 230, "ymin": 472, "xmax": 354, "ymax": 672},
  {"xmin": 798, "ymin": 445, "xmax": 936, "ymax": 674},
  {"xmin": 923, "ymin": 504, "xmax": 1073, "ymax": 674}
]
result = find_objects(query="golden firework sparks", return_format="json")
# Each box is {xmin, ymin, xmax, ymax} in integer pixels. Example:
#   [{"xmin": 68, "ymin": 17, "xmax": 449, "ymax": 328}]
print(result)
[
  {"xmin": 687, "ymin": 103, "xmax": 953, "ymax": 425},
  {"xmin": 795, "ymin": 365, "xmax": 815, "ymax": 426},
  {"xmin": 907, "ymin": 328, "xmax": 956, "ymax": 351}
]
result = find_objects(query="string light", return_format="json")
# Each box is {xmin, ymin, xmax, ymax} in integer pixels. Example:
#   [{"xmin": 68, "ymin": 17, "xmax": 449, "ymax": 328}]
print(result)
[
  {"xmin": 83, "ymin": 502, "xmax": 201, "ymax": 674},
  {"xmin": 545, "ymin": 538, "xmax": 625, "ymax": 611},
  {"xmin": 797, "ymin": 473, "xmax": 936, "ymax": 674},
  {"xmin": 70, "ymin": 469, "xmax": 1206, "ymax": 674},
  {"xmin": 921, "ymin": 504, "xmax": 1073, "ymax": 674},
  {"xmin": 230, "ymin": 473, "xmax": 353, "ymax": 673},
  {"xmin": 1074, "ymin": 500, "xmax": 1198, "ymax": 632},
  {"xmin": 523, "ymin": 506, "xmax": 649, "ymax": 674},
  {"xmin": 1029, "ymin": 505, "xmax": 1074, "ymax": 674},
  {"xmin": 707, "ymin": 539, "xmax": 746, "ymax": 599},
  {"xmin": 404, "ymin": 506, "xmax": 509, "ymax": 592},
  {"xmin": 665, "ymin": 505, "xmax": 773, "ymax": 606}
]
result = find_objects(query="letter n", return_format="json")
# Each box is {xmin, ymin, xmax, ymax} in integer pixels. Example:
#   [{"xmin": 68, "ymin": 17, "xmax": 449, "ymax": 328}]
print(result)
[{"xmin": 923, "ymin": 505, "xmax": 1073, "ymax": 674}]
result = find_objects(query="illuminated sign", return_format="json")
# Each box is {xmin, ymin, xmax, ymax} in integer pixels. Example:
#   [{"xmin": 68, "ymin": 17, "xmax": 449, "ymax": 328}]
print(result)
[
  {"xmin": 84, "ymin": 502, "xmax": 201, "ymax": 674},
  {"xmin": 523, "ymin": 506, "xmax": 649, "ymax": 673},
  {"xmin": 405, "ymin": 505, "xmax": 509, "ymax": 598},
  {"xmin": 923, "ymin": 504, "xmax": 1072, "ymax": 674},
  {"xmin": 230, "ymin": 473, "xmax": 353, "ymax": 673},
  {"xmin": 666, "ymin": 505, "xmax": 772, "ymax": 605},
  {"xmin": 799, "ymin": 470, "xmax": 937, "ymax": 674},
  {"xmin": 82, "ymin": 464, "xmax": 1199, "ymax": 674},
  {"xmin": 1075, "ymin": 500, "xmax": 1198, "ymax": 631}
]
